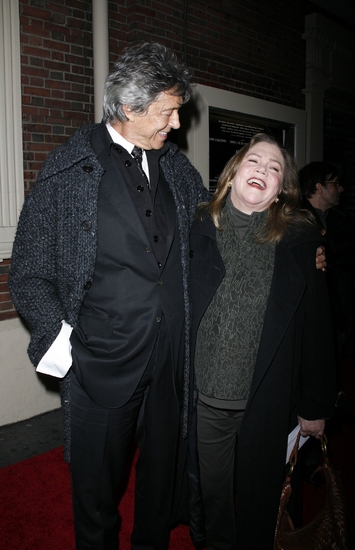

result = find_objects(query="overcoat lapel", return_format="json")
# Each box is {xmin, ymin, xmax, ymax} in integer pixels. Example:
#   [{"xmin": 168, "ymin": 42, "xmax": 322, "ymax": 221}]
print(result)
[
  {"xmin": 159, "ymin": 174, "xmax": 177, "ymax": 263},
  {"xmin": 189, "ymin": 217, "xmax": 225, "ymax": 332},
  {"xmin": 248, "ymin": 241, "xmax": 306, "ymax": 402}
]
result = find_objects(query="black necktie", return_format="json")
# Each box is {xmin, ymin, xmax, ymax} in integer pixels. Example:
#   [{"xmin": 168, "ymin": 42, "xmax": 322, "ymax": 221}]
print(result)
[{"xmin": 131, "ymin": 146, "xmax": 150, "ymax": 190}]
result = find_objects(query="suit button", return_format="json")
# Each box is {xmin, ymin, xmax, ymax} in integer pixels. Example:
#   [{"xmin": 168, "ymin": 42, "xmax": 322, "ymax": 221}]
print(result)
[
  {"xmin": 81, "ymin": 220, "xmax": 92, "ymax": 231},
  {"xmin": 157, "ymin": 262, "xmax": 162, "ymax": 268},
  {"xmin": 82, "ymin": 165, "xmax": 94, "ymax": 172},
  {"xmin": 125, "ymin": 160, "xmax": 132, "ymax": 167},
  {"xmin": 153, "ymin": 235, "xmax": 159, "ymax": 242},
  {"xmin": 83, "ymin": 280, "xmax": 92, "ymax": 290},
  {"xmin": 137, "ymin": 185, "xmax": 144, "ymax": 192},
  {"xmin": 146, "ymin": 246, "xmax": 152, "ymax": 253},
  {"xmin": 157, "ymin": 280, "xmax": 163, "ymax": 286},
  {"xmin": 156, "ymin": 316, "xmax": 162, "ymax": 323},
  {"xmin": 145, "ymin": 210, "xmax": 152, "ymax": 217}
]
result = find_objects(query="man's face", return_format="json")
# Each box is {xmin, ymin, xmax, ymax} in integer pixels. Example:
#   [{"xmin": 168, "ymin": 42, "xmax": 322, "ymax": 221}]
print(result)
[
  {"xmin": 120, "ymin": 90, "xmax": 183, "ymax": 150},
  {"xmin": 321, "ymin": 177, "xmax": 343, "ymax": 210}
]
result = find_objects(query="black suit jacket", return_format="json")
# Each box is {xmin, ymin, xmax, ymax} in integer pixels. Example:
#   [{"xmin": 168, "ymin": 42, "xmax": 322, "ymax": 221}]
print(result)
[{"xmin": 71, "ymin": 126, "xmax": 185, "ymax": 407}]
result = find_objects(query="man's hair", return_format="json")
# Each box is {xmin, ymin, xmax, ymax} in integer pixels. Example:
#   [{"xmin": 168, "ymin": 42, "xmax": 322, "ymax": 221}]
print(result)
[
  {"xmin": 299, "ymin": 161, "xmax": 339, "ymax": 198},
  {"xmin": 102, "ymin": 42, "xmax": 193, "ymax": 123}
]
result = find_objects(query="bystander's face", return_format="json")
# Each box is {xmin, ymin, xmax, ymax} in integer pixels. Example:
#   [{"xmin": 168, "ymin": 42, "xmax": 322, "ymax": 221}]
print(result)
[
  {"xmin": 230, "ymin": 142, "xmax": 285, "ymax": 215},
  {"xmin": 118, "ymin": 89, "xmax": 182, "ymax": 150},
  {"xmin": 321, "ymin": 177, "xmax": 344, "ymax": 210}
]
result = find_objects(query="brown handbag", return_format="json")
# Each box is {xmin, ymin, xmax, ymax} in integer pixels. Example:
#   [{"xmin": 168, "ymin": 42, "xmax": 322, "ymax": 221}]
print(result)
[{"xmin": 274, "ymin": 430, "xmax": 352, "ymax": 550}]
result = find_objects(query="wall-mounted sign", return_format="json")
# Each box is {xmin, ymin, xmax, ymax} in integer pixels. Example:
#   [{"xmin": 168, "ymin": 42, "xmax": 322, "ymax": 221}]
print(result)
[{"xmin": 209, "ymin": 108, "xmax": 295, "ymax": 192}]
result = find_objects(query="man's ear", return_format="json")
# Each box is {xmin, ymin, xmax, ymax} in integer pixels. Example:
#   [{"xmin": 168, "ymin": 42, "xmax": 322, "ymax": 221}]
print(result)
[
  {"xmin": 122, "ymin": 104, "xmax": 135, "ymax": 121},
  {"xmin": 315, "ymin": 182, "xmax": 323, "ymax": 194}
]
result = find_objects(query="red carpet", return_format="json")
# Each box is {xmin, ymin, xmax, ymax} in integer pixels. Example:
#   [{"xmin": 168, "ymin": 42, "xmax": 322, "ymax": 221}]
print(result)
[
  {"xmin": 1, "ymin": 358, "xmax": 354, "ymax": 549},
  {"xmin": 0, "ymin": 448, "xmax": 194, "ymax": 550}
]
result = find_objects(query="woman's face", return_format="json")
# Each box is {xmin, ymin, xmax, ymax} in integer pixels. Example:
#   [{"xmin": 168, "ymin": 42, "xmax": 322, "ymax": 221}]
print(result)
[{"xmin": 230, "ymin": 142, "xmax": 285, "ymax": 215}]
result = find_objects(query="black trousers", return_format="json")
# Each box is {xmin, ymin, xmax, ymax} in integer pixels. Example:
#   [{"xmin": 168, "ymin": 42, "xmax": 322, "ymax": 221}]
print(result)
[
  {"xmin": 197, "ymin": 398, "xmax": 244, "ymax": 550},
  {"xmin": 70, "ymin": 318, "xmax": 180, "ymax": 550}
]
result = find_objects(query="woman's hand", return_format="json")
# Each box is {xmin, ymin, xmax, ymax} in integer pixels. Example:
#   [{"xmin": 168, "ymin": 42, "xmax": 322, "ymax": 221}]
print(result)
[
  {"xmin": 315, "ymin": 246, "xmax": 326, "ymax": 272},
  {"xmin": 297, "ymin": 416, "xmax": 325, "ymax": 439}
]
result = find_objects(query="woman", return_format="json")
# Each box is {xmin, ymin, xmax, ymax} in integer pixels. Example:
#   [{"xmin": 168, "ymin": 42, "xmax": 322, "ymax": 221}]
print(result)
[{"xmin": 188, "ymin": 134, "xmax": 337, "ymax": 550}]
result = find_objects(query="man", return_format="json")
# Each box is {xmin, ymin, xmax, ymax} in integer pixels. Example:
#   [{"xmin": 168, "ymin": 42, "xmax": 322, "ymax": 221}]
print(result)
[
  {"xmin": 299, "ymin": 160, "xmax": 344, "ymax": 232},
  {"xmin": 299, "ymin": 161, "xmax": 354, "ymax": 362},
  {"xmin": 9, "ymin": 42, "xmax": 208, "ymax": 550}
]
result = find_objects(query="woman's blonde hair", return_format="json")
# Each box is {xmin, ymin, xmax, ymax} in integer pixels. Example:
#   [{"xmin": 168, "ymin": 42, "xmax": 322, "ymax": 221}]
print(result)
[{"xmin": 200, "ymin": 133, "xmax": 312, "ymax": 243}]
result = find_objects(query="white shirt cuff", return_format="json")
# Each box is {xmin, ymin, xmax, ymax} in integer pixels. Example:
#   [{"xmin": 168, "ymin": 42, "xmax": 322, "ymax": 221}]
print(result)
[{"xmin": 36, "ymin": 320, "xmax": 73, "ymax": 378}]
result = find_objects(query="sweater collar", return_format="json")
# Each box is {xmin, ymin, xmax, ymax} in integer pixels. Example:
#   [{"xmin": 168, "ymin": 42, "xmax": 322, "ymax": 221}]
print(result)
[{"xmin": 225, "ymin": 192, "xmax": 268, "ymax": 226}]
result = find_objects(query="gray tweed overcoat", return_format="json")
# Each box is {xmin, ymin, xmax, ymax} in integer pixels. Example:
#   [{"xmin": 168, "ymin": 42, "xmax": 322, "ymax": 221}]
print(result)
[{"xmin": 9, "ymin": 123, "xmax": 208, "ymax": 460}]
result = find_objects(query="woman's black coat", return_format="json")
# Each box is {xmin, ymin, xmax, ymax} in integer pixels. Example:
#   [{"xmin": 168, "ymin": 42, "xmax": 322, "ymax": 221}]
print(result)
[{"xmin": 188, "ymin": 213, "xmax": 337, "ymax": 549}]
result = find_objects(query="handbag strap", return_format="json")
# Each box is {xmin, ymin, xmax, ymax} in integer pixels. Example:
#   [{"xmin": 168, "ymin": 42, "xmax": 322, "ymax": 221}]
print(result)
[{"xmin": 287, "ymin": 430, "xmax": 328, "ymax": 477}]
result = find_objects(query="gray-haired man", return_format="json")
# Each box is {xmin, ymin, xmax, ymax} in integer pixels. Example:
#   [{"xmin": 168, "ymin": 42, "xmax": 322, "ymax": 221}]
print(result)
[{"xmin": 9, "ymin": 42, "xmax": 207, "ymax": 550}]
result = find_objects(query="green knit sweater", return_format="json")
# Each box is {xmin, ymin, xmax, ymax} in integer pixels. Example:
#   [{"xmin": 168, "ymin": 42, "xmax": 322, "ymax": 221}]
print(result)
[{"xmin": 195, "ymin": 196, "xmax": 275, "ymax": 406}]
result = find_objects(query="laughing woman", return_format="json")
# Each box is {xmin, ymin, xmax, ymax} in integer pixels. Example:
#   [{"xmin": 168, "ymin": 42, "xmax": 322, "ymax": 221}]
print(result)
[{"xmin": 189, "ymin": 133, "xmax": 337, "ymax": 550}]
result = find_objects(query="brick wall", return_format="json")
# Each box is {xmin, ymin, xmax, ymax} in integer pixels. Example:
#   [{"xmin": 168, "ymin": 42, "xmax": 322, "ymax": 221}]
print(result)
[
  {"xmin": 0, "ymin": 261, "xmax": 17, "ymax": 322},
  {"xmin": 18, "ymin": 0, "xmax": 315, "ymax": 199},
  {"xmin": 20, "ymin": 0, "xmax": 95, "ymax": 194},
  {"xmin": 1, "ymin": 0, "xmax": 329, "ymax": 320}
]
